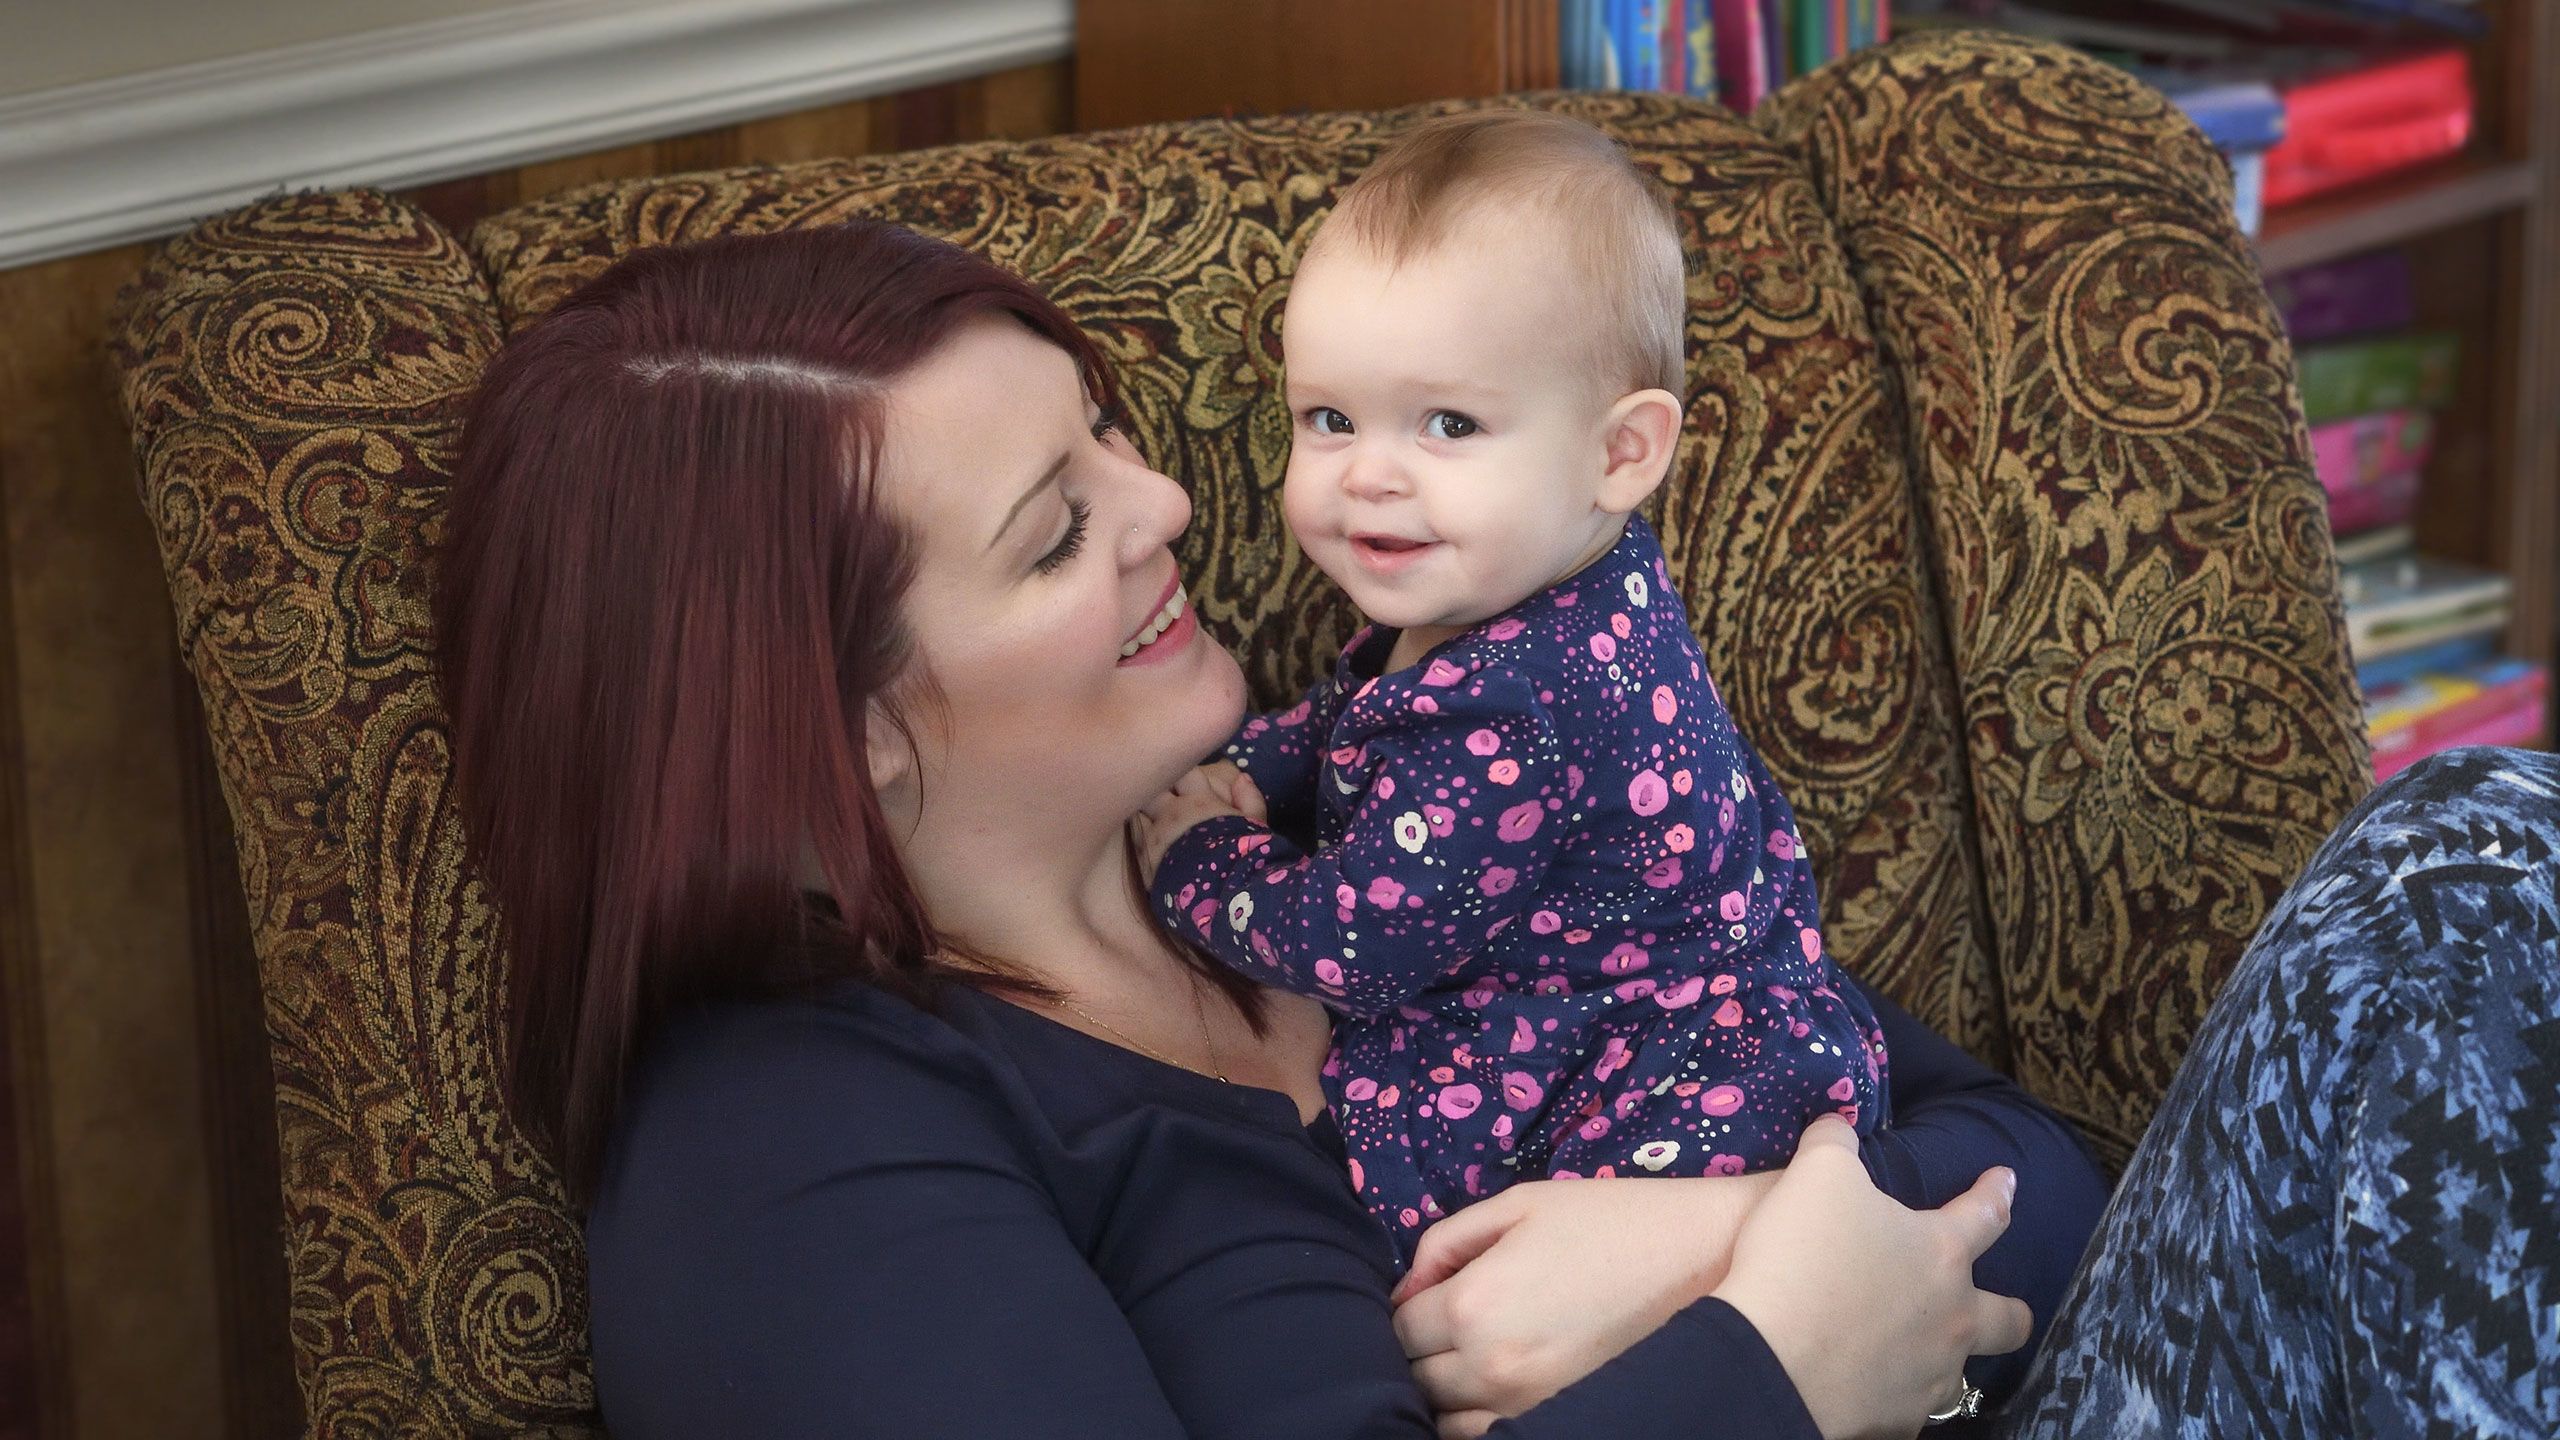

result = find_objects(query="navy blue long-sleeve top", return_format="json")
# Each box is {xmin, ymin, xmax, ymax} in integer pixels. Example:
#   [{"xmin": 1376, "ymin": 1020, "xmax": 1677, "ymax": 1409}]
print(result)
[{"xmin": 584, "ymin": 967, "xmax": 2108, "ymax": 1438}]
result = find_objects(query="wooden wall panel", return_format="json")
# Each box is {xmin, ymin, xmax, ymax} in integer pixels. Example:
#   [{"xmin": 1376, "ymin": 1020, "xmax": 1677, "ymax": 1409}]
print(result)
[{"xmin": 0, "ymin": 58, "xmax": 1068, "ymax": 1440}]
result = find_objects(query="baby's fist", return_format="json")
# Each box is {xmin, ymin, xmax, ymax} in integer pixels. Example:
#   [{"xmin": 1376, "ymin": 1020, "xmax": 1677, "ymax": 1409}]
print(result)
[{"xmin": 1132, "ymin": 763, "xmax": 1267, "ymax": 880}]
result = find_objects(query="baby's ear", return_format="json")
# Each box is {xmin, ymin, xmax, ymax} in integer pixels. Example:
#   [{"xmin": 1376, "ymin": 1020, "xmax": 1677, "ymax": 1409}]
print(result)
[{"xmin": 1595, "ymin": 388, "xmax": 1683, "ymax": 515}]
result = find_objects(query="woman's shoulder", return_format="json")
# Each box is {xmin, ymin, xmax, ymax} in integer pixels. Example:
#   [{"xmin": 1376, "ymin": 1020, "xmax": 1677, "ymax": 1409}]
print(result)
[{"xmin": 597, "ymin": 980, "xmax": 1041, "ymax": 1207}]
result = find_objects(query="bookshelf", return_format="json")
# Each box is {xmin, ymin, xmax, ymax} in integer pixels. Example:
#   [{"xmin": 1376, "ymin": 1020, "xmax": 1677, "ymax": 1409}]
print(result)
[{"xmin": 1071, "ymin": 0, "xmax": 2558, "ymax": 748}]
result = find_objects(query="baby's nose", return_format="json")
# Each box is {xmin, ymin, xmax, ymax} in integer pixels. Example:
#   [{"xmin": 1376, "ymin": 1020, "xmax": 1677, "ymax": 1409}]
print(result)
[{"xmin": 1341, "ymin": 449, "xmax": 1408, "ymax": 500}]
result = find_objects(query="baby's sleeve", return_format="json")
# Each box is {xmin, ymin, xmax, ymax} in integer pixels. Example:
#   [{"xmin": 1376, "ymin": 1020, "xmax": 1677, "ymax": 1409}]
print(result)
[
  {"xmin": 1149, "ymin": 666, "xmax": 1570, "ymax": 1019},
  {"xmin": 1220, "ymin": 677, "xmax": 1334, "ymax": 841}
]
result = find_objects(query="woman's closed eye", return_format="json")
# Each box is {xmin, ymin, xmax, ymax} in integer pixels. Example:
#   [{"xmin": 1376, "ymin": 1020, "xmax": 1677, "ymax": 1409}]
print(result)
[
  {"xmin": 1425, "ymin": 410, "xmax": 1480, "ymax": 440},
  {"xmin": 1035, "ymin": 496, "xmax": 1091, "ymax": 575}
]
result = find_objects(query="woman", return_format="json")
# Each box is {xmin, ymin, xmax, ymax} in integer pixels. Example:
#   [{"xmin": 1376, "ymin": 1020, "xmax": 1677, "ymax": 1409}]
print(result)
[{"xmin": 434, "ymin": 222, "xmax": 2559, "ymax": 1438}]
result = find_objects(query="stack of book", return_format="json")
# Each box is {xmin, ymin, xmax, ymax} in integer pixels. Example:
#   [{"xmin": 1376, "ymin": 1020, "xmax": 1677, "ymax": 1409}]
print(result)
[
  {"xmin": 1560, "ymin": 1, "xmax": 1894, "ymax": 108},
  {"xmin": 2271, "ymin": 252, "xmax": 2550, "ymax": 774},
  {"xmin": 1898, "ymin": 2, "xmax": 2483, "ymax": 236}
]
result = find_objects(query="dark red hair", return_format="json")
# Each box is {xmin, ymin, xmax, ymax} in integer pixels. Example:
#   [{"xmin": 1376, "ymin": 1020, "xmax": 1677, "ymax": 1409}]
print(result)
[{"xmin": 435, "ymin": 221, "xmax": 1246, "ymax": 1206}]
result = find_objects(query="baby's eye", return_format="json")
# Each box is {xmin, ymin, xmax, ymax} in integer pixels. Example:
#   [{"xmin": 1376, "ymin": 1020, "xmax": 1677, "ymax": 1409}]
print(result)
[
  {"xmin": 1305, "ymin": 407, "xmax": 1354, "ymax": 436},
  {"xmin": 1426, "ymin": 411, "xmax": 1480, "ymax": 440}
]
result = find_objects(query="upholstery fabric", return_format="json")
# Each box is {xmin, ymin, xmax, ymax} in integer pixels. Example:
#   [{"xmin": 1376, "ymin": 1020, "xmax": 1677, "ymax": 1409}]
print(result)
[
  {"xmin": 107, "ymin": 31, "xmax": 2366, "ymax": 1436},
  {"xmin": 1759, "ymin": 29, "xmax": 2373, "ymax": 1169}
]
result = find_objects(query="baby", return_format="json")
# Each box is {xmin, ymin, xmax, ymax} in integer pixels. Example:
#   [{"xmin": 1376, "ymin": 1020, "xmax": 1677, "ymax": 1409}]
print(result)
[{"xmin": 1139, "ymin": 110, "xmax": 1888, "ymax": 1263}]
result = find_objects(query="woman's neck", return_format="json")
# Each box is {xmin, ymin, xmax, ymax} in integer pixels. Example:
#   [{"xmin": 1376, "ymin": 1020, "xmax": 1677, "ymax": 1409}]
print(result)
[{"xmin": 904, "ymin": 814, "xmax": 1175, "ymax": 990}]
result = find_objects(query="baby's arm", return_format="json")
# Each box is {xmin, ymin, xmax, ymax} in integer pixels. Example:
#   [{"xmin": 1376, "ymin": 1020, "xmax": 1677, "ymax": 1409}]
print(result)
[
  {"xmin": 1148, "ymin": 668, "xmax": 1569, "ymax": 1018},
  {"xmin": 1218, "ymin": 678, "xmax": 1333, "ymax": 840}
]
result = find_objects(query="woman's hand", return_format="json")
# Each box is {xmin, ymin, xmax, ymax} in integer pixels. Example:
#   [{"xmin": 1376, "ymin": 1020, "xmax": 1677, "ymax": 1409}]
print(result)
[
  {"xmin": 1391, "ymin": 1169, "xmax": 1783, "ymax": 1435},
  {"xmin": 1713, "ymin": 1117, "xmax": 2032, "ymax": 1440}
]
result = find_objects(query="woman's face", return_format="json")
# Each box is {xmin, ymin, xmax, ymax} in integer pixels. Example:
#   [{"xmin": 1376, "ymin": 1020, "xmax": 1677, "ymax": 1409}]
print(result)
[{"xmin": 875, "ymin": 313, "xmax": 1248, "ymax": 853}]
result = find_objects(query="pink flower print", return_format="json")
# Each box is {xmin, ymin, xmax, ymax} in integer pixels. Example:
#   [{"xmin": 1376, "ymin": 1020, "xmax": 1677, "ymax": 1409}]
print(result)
[
  {"xmin": 1564, "ymin": 927, "xmax": 1593, "ymax": 944},
  {"xmin": 1530, "ymin": 909, "xmax": 1562, "ymax": 934},
  {"xmin": 1412, "ymin": 694, "xmax": 1439, "ymax": 715},
  {"xmin": 1828, "ymin": 1076, "xmax": 1857, "ymax": 1103},
  {"xmin": 1511, "ymin": 1016, "xmax": 1539, "ymax": 1053},
  {"xmin": 1532, "ymin": 975, "xmax": 1569, "ymax": 997},
  {"xmin": 1278, "ymin": 700, "xmax": 1311, "ymax": 725},
  {"xmin": 1655, "ymin": 975, "xmax": 1706, "ymax": 1009},
  {"xmin": 1673, "ymin": 1081, "xmax": 1701, "ymax": 1097},
  {"xmin": 1554, "ymin": 590, "xmax": 1579, "ymax": 608},
  {"xmin": 1377, "ymin": 1085, "xmax": 1400, "ymax": 1108},
  {"xmin": 1717, "ymin": 796, "xmax": 1736, "ymax": 832},
  {"xmin": 1665, "ymin": 823, "xmax": 1695, "ymax": 853},
  {"xmin": 1492, "ymin": 1114, "xmax": 1515, "ymax": 1138},
  {"xmin": 1238, "ymin": 832, "xmax": 1272, "ymax": 857},
  {"xmin": 1700, "ymin": 1084, "xmax": 1745, "ymax": 1116},
  {"xmin": 1437, "ymin": 1083, "xmax": 1483, "ymax": 1120},
  {"xmin": 1424, "ymin": 803, "xmax": 1456, "ymax": 836},
  {"xmin": 1566, "ymin": 764, "xmax": 1585, "ymax": 797},
  {"xmin": 1366, "ymin": 876, "xmax": 1405, "ymax": 908},
  {"xmin": 1643, "ymin": 856, "xmax": 1683, "ymax": 888},
  {"xmin": 1613, "ymin": 978, "xmax": 1657, "ymax": 1002},
  {"xmin": 1719, "ymin": 891, "xmax": 1749, "ymax": 922},
  {"xmin": 1487, "ymin": 758, "xmax": 1521, "ymax": 785},
  {"xmin": 1623, "ymin": 571, "xmax": 1649, "ymax": 607},
  {"xmin": 1707, "ymin": 1153, "xmax": 1746, "ymax": 1177},
  {"xmin": 1400, "ymin": 1208, "xmax": 1421, "ymax": 1229},
  {"xmin": 1421, "ymin": 658, "xmax": 1467, "ymax": 687},
  {"xmin": 1478, "ymin": 865, "xmax": 1517, "ymax": 897},
  {"xmin": 1800, "ymin": 928, "xmax": 1823, "ymax": 963},
  {"xmin": 1497, "ymin": 801, "xmax": 1543, "ymax": 842},
  {"xmin": 1314, "ymin": 958, "xmax": 1344, "ymax": 986},
  {"xmin": 1627, "ymin": 769, "xmax": 1669, "ymax": 817},
  {"xmin": 1501, "ymin": 1071, "xmax": 1546, "ymax": 1110},
  {"xmin": 1588, "ymin": 632, "xmax": 1617, "ymax": 662},
  {"xmin": 1486, "ymin": 618, "xmax": 1526, "ymax": 641},
  {"xmin": 1343, "ymin": 1077, "xmax": 1379, "ymax": 1102},
  {"xmin": 1250, "ymin": 931, "xmax": 1277, "ymax": 964},
  {"xmin": 1190, "ymin": 899, "xmax": 1218, "ymax": 934},
  {"xmin": 1330, "ymin": 746, "xmax": 1360, "ymax": 766},
  {"xmin": 1610, "ymin": 613, "xmax": 1632, "ymax": 639},
  {"xmin": 1710, "ymin": 973, "xmax": 1738, "ymax": 995},
  {"xmin": 1713, "ymin": 998, "xmax": 1744, "ymax": 1027},
  {"xmin": 1349, "ymin": 1157, "xmax": 1364, "ymax": 1191},
  {"xmin": 1672, "ymin": 768, "xmax": 1693, "ymax": 795},
  {"xmin": 1376, "ymin": 774, "xmax": 1396, "ymax": 800},
  {"xmin": 1392, "ymin": 811, "xmax": 1429, "ymax": 853},
  {"xmin": 1768, "ymin": 831, "xmax": 1799, "ymax": 861},
  {"xmin": 1463, "ymin": 976, "xmax": 1499, "ymax": 1009},
  {"xmin": 1576, "ymin": 1115, "xmax": 1612, "ymax": 1142},
  {"xmin": 1652, "ymin": 686, "xmax": 1678, "ymax": 723},
  {"xmin": 1463, "ymin": 1164, "xmax": 1485, "ymax": 1195},
  {"xmin": 1602, "ymin": 943, "xmax": 1650, "ymax": 975},
  {"xmin": 1466, "ymin": 727, "xmax": 1503, "ymax": 756},
  {"xmin": 1632, "ymin": 1139, "xmax": 1679, "ymax": 1172},
  {"xmin": 1176, "ymin": 882, "xmax": 1198, "ymax": 908},
  {"xmin": 1594, "ymin": 1035, "xmax": 1632, "ymax": 1080}
]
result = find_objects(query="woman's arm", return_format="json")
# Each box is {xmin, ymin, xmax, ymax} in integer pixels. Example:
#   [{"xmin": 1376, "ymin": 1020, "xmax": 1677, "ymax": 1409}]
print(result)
[{"xmin": 1853, "ymin": 978, "xmax": 2113, "ymax": 1396}]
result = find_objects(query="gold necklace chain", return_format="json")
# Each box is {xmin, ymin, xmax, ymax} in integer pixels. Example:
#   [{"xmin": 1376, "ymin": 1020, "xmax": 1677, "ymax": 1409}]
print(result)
[{"xmin": 1053, "ymin": 979, "xmax": 1229, "ymax": 1084}]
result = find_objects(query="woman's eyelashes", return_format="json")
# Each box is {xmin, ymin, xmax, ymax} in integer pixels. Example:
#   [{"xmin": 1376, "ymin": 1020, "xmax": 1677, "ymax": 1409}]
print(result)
[{"xmin": 1034, "ymin": 496, "xmax": 1091, "ymax": 575}]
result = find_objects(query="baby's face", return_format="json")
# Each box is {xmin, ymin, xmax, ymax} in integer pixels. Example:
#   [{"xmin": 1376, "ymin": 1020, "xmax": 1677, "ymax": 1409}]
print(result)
[{"xmin": 1280, "ymin": 233, "xmax": 1636, "ymax": 635}]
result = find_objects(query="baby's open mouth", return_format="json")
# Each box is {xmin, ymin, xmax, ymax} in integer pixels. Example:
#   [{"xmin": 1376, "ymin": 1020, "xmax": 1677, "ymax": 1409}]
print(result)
[{"xmin": 1351, "ymin": 533, "xmax": 1438, "ymax": 569}]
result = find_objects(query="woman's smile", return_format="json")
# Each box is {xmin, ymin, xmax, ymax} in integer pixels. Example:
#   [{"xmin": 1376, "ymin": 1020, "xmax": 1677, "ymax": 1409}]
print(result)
[{"xmin": 1118, "ymin": 575, "xmax": 1199, "ymax": 666}]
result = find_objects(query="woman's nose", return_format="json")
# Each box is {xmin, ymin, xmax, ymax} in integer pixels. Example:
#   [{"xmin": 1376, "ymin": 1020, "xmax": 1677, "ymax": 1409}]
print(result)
[{"xmin": 1118, "ymin": 460, "xmax": 1192, "ymax": 567}]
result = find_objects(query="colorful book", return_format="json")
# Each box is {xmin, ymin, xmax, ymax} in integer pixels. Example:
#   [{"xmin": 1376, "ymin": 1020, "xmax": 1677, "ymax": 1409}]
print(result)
[
  {"xmin": 2331, "ymin": 524, "xmax": 2412, "ymax": 569},
  {"xmin": 1683, "ymin": 0, "xmax": 1720, "ymax": 99},
  {"xmin": 1715, "ymin": 0, "xmax": 1772, "ymax": 107},
  {"xmin": 2281, "ymin": 0, "xmax": 2489, "ymax": 38},
  {"xmin": 1794, "ymin": 0, "xmax": 1828, "ymax": 75},
  {"xmin": 2341, "ymin": 553, "xmax": 2510, "ymax": 664},
  {"xmin": 2264, "ymin": 49, "xmax": 2474, "ymax": 207},
  {"xmin": 2267, "ymin": 250, "xmax": 2416, "ymax": 341},
  {"xmin": 1831, "ymin": 0, "xmax": 1851, "ymax": 60},
  {"xmin": 2293, "ymin": 331, "xmax": 2459, "ymax": 424},
  {"xmin": 2311, "ymin": 408, "xmax": 2433, "ymax": 535},
  {"xmin": 2370, "ymin": 659, "xmax": 2549, "ymax": 781},
  {"xmin": 2357, "ymin": 632, "xmax": 2498, "ymax": 692}
]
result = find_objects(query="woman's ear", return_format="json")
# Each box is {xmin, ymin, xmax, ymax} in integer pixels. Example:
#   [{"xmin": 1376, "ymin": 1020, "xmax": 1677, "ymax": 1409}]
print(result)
[
  {"xmin": 1595, "ymin": 388, "xmax": 1684, "ymax": 516},
  {"xmin": 864, "ymin": 703, "xmax": 915, "ymax": 798}
]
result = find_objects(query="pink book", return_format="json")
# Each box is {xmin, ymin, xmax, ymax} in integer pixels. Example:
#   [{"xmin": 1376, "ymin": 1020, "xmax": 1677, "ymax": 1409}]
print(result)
[
  {"xmin": 1713, "ymin": 0, "xmax": 1768, "ymax": 108},
  {"xmin": 2312, "ymin": 408, "xmax": 2433, "ymax": 535},
  {"xmin": 2374, "ymin": 696, "xmax": 2548, "ymax": 781}
]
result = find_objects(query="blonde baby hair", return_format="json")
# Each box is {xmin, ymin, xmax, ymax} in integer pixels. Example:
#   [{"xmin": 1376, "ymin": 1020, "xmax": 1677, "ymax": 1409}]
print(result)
[{"xmin": 1308, "ymin": 108, "xmax": 1688, "ymax": 396}]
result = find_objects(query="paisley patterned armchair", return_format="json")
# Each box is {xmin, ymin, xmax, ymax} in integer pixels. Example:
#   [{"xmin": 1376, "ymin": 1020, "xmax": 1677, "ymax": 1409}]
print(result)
[{"xmin": 109, "ymin": 30, "xmax": 2369, "ymax": 1435}]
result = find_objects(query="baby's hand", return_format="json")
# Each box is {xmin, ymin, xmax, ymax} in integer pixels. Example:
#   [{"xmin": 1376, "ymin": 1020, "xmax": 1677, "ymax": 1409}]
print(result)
[{"xmin": 1133, "ymin": 762, "xmax": 1268, "ymax": 880}]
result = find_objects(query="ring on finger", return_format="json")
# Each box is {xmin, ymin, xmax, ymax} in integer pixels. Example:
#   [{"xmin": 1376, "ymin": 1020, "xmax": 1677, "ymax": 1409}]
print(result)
[{"xmin": 1924, "ymin": 1380, "xmax": 1985, "ymax": 1426}]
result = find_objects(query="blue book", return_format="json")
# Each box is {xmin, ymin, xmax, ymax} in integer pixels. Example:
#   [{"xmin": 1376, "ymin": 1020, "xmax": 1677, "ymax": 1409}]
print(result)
[
  {"xmin": 2287, "ymin": 0, "xmax": 2489, "ymax": 38},
  {"xmin": 1620, "ymin": 1, "xmax": 1662, "ymax": 90},
  {"xmin": 2357, "ymin": 633, "xmax": 2501, "ymax": 692},
  {"xmin": 2164, "ymin": 80, "xmax": 2286, "ymax": 151},
  {"xmin": 1562, "ymin": 0, "xmax": 1591, "ymax": 87},
  {"xmin": 1685, "ymin": 0, "xmax": 1719, "ymax": 99}
]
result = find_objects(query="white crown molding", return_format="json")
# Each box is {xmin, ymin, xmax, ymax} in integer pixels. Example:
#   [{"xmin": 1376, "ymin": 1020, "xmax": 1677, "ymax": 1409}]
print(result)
[{"xmin": 0, "ymin": 0, "xmax": 1073, "ymax": 269}]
